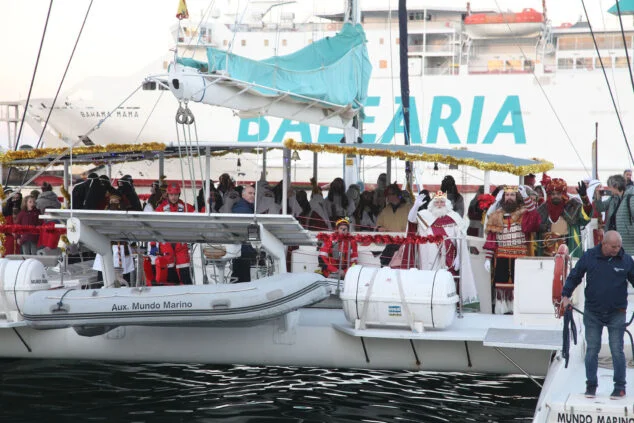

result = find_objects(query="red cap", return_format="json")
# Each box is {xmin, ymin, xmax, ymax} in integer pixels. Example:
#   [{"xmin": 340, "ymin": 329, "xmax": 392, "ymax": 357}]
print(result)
[{"xmin": 166, "ymin": 182, "xmax": 181, "ymax": 195}]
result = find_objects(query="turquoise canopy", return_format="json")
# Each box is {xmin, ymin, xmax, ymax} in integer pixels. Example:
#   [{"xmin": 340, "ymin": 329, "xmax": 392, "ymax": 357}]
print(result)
[
  {"xmin": 178, "ymin": 23, "xmax": 372, "ymax": 110},
  {"xmin": 608, "ymin": 0, "xmax": 634, "ymax": 14}
]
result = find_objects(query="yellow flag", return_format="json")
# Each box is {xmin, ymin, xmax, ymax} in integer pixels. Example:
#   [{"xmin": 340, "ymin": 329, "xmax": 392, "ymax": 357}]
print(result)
[{"xmin": 176, "ymin": 0, "xmax": 189, "ymax": 20}]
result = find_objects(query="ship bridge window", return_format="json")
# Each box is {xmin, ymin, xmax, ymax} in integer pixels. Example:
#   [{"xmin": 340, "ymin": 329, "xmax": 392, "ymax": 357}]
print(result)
[
  {"xmin": 264, "ymin": 39, "xmax": 269, "ymax": 46},
  {"xmin": 142, "ymin": 81, "xmax": 157, "ymax": 91},
  {"xmin": 241, "ymin": 39, "xmax": 246, "ymax": 46}
]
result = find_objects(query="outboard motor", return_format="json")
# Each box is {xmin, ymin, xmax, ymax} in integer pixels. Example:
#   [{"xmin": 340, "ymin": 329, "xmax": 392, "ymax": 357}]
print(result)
[{"xmin": 0, "ymin": 258, "xmax": 50, "ymax": 322}]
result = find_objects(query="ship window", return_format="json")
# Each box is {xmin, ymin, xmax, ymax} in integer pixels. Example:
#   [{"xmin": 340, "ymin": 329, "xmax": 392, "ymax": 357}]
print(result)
[
  {"xmin": 223, "ymin": 40, "xmax": 228, "ymax": 46},
  {"xmin": 157, "ymin": 80, "xmax": 169, "ymax": 90},
  {"xmin": 282, "ymin": 39, "xmax": 288, "ymax": 46},
  {"xmin": 615, "ymin": 56, "xmax": 631, "ymax": 68},
  {"xmin": 576, "ymin": 57, "xmax": 593, "ymax": 70},
  {"xmin": 264, "ymin": 39, "xmax": 269, "ymax": 47},
  {"xmin": 241, "ymin": 39, "xmax": 246, "ymax": 46},
  {"xmin": 601, "ymin": 56, "xmax": 613, "ymax": 68},
  {"xmin": 395, "ymin": 37, "xmax": 400, "ymax": 44},
  {"xmin": 379, "ymin": 60, "xmax": 388, "ymax": 69},
  {"xmin": 557, "ymin": 58, "xmax": 573, "ymax": 70},
  {"xmin": 379, "ymin": 37, "xmax": 384, "ymax": 45},
  {"xmin": 142, "ymin": 81, "xmax": 156, "ymax": 91}
]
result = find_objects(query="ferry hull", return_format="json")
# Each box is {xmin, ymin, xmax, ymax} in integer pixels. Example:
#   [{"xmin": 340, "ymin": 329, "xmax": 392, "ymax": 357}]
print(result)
[{"xmin": 27, "ymin": 70, "xmax": 634, "ymax": 185}]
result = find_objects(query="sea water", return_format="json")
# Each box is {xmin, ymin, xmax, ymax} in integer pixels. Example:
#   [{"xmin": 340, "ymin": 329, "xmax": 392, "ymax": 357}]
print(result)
[{"xmin": 0, "ymin": 361, "xmax": 541, "ymax": 422}]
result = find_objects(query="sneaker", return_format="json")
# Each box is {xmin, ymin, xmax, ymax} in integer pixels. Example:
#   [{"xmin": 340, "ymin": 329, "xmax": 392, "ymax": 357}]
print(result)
[
  {"xmin": 610, "ymin": 389, "xmax": 626, "ymax": 399},
  {"xmin": 585, "ymin": 386, "xmax": 597, "ymax": 398}
]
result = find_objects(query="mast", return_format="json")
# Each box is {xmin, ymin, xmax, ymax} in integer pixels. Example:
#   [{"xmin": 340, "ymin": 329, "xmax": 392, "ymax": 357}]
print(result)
[
  {"xmin": 398, "ymin": 0, "xmax": 412, "ymax": 193},
  {"xmin": 343, "ymin": 0, "xmax": 362, "ymax": 190}
]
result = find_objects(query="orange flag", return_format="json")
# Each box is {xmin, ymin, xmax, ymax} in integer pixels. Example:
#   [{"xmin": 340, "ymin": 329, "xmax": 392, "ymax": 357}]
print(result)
[{"xmin": 176, "ymin": 0, "xmax": 189, "ymax": 20}]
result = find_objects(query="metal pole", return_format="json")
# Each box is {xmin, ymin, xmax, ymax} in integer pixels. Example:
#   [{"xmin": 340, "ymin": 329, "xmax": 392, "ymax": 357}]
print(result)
[
  {"xmin": 282, "ymin": 148, "xmax": 290, "ymax": 215},
  {"xmin": 63, "ymin": 160, "xmax": 69, "ymax": 208},
  {"xmin": 158, "ymin": 151, "xmax": 165, "ymax": 182},
  {"xmin": 205, "ymin": 146, "xmax": 211, "ymax": 214},
  {"xmin": 313, "ymin": 152, "xmax": 318, "ymax": 182},
  {"xmin": 262, "ymin": 147, "xmax": 267, "ymax": 180}
]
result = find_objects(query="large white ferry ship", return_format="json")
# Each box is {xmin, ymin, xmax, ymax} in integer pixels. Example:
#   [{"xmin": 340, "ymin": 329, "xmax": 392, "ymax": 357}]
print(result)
[{"xmin": 10, "ymin": 0, "xmax": 634, "ymax": 186}]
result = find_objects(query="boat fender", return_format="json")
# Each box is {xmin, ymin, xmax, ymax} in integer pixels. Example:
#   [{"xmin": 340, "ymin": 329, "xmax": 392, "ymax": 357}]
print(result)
[
  {"xmin": 73, "ymin": 325, "xmax": 118, "ymax": 337},
  {"xmin": 552, "ymin": 244, "xmax": 570, "ymax": 318}
]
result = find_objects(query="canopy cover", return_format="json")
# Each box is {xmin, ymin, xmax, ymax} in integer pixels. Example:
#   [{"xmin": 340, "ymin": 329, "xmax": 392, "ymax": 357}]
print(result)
[
  {"xmin": 179, "ymin": 23, "xmax": 372, "ymax": 109},
  {"xmin": 608, "ymin": 0, "xmax": 634, "ymax": 14}
]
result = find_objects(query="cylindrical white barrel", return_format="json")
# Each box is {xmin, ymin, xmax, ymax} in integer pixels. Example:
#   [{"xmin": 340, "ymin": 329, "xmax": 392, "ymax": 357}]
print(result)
[{"xmin": 340, "ymin": 266, "xmax": 458, "ymax": 329}]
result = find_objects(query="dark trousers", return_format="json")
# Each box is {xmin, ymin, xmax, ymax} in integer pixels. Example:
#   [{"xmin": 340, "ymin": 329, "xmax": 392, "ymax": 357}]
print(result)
[
  {"xmin": 167, "ymin": 267, "xmax": 192, "ymax": 285},
  {"xmin": 380, "ymin": 244, "xmax": 400, "ymax": 266},
  {"xmin": 232, "ymin": 244, "xmax": 258, "ymax": 283}
]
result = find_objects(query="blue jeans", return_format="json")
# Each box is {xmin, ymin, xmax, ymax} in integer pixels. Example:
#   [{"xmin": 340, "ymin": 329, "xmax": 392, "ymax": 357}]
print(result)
[{"xmin": 584, "ymin": 308, "xmax": 627, "ymax": 390}]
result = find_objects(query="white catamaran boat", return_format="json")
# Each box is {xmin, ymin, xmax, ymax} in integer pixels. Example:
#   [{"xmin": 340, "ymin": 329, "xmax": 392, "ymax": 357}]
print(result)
[{"xmin": 3, "ymin": 1, "xmax": 634, "ymax": 423}]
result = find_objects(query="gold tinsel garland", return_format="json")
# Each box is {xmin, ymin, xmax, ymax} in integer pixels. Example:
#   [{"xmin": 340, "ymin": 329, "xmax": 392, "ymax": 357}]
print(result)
[
  {"xmin": 283, "ymin": 139, "xmax": 554, "ymax": 176},
  {"xmin": 0, "ymin": 142, "xmax": 167, "ymax": 165},
  {"xmin": 60, "ymin": 186, "xmax": 71, "ymax": 204}
]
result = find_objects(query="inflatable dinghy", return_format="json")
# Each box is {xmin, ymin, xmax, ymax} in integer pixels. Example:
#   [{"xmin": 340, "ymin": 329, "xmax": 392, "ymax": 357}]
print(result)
[{"xmin": 22, "ymin": 272, "xmax": 330, "ymax": 329}]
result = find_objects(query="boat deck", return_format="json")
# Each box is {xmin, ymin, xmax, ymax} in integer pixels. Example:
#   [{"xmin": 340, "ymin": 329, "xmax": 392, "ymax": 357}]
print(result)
[
  {"xmin": 333, "ymin": 312, "xmax": 562, "ymax": 349},
  {"xmin": 542, "ymin": 365, "xmax": 634, "ymax": 420}
]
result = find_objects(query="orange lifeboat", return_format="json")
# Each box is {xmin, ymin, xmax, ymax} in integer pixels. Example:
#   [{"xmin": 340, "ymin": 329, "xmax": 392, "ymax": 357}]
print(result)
[{"xmin": 464, "ymin": 8, "xmax": 544, "ymax": 38}]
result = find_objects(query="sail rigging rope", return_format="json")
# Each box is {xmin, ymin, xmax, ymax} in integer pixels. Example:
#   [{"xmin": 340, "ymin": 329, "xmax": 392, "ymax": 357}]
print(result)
[
  {"xmin": 134, "ymin": 90, "xmax": 165, "ymax": 143},
  {"xmin": 19, "ymin": 0, "xmax": 95, "ymax": 188},
  {"xmin": 13, "ymin": 0, "xmax": 53, "ymax": 153},
  {"xmin": 579, "ymin": 0, "xmax": 634, "ymax": 167},
  {"xmin": 491, "ymin": 0, "xmax": 590, "ymax": 177},
  {"xmin": 6, "ymin": 0, "xmax": 53, "ymax": 187},
  {"xmin": 613, "ymin": 0, "xmax": 634, "ymax": 96},
  {"xmin": 598, "ymin": 0, "xmax": 624, "ymax": 116},
  {"xmin": 184, "ymin": 0, "xmax": 218, "ymax": 58}
]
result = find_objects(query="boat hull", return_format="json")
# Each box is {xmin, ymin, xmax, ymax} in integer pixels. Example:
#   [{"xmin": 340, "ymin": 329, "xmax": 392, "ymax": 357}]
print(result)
[{"xmin": 0, "ymin": 308, "xmax": 552, "ymax": 374}]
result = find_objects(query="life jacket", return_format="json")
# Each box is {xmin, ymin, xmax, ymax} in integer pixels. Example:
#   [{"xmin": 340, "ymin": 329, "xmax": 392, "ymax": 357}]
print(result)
[{"xmin": 153, "ymin": 200, "xmax": 195, "ymax": 268}]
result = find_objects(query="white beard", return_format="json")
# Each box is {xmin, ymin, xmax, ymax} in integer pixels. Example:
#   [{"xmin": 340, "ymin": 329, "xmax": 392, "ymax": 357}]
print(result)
[{"xmin": 431, "ymin": 205, "xmax": 449, "ymax": 219}]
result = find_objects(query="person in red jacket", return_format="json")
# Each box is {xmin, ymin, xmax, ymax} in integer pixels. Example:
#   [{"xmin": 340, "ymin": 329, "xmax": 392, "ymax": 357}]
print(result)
[
  {"xmin": 318, "ymin": 217, "xmax": 358, "ymax": 278},
  {"xmin": 154, "ymin": 183, "xmax": 195, "ymax": 284},
  {"xmin": 16, "ymin": 195, "xmax": 41, "ymax": 255}
]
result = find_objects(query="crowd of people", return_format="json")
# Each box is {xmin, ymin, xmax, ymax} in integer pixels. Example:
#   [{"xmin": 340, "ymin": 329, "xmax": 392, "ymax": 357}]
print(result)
[{"xmin": 2, "ymin": 169, "xmax": 631, "ymax": 305}]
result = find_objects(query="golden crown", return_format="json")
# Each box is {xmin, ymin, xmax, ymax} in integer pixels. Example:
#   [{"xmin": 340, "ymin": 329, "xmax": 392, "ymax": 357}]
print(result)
[
  {"xmin": 504, "ymin": 185, "xmax": 519, "ymax": 193},
  {"xmin": 335, "ymin": 217, "xmax": 351, "ymax": 227},
  {"xmin": 434, "ymin": 190, "xmax": 447, "ymax": 199}
]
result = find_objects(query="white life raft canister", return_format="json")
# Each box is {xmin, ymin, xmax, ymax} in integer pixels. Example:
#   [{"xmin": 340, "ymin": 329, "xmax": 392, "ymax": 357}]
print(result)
[{"xmin": 340, "ymin": 266, "xmax": 458, "ymax": 330}]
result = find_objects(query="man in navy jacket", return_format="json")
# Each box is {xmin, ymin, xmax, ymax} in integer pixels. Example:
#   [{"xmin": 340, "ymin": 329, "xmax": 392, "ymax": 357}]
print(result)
[{"xmin": 562, "ymin": 230, "xmax": 634, "ymax": 399}]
